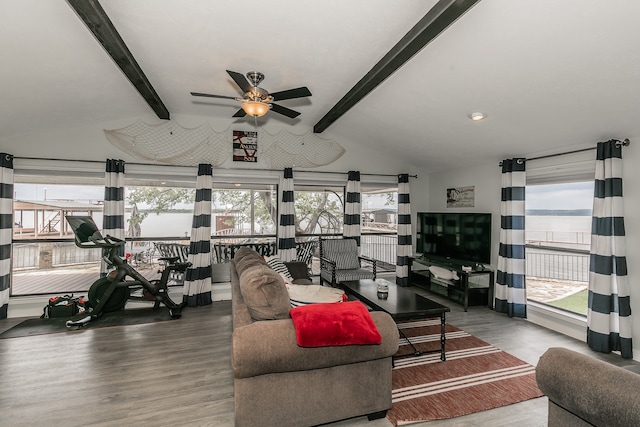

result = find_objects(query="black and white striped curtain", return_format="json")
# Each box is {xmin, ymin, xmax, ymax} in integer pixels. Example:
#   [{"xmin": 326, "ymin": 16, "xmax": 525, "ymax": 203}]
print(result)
[
  {"xmin": 102, "ymin": 159, "xmax": 125, "ymax": 276},
  {"xmin": 396, "ymin": 174, "xmax": 412, "ymax": 287},
  {"xmin": 278, "ymin": 168, "xmax": 296, "ymax": 262},
  {"xmin": 0, "ymin": 153, "xmax": 13, "ymax": 319},
  {"xmin": 495, "ymin": 158, "xmax": 527, "ymax": 318},
  {"xmin": 183, "ymin": 164, "xmax": 213, "ymax": 307},
  {"xmin": 587, "ymin": 140, "xmax": 632, "ymax": 358},
  {"xmin": 344, "ymin": 171, "xmax": 361, "ymax": 249}
]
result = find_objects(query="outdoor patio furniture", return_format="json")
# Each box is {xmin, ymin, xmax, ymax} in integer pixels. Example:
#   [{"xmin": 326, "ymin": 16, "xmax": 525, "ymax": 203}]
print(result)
[
  {"xmin": 213, "ymin": 241, "xmax": 277, "ymax": 263},
  {"xmin": 154, "ymin": 242, "xmax": 190, "ymax": 283},
  {"xmin": 319, "ymin": 237, "xmax": 377, "ymax": 286},
  {"xmin": 295, "ymin": 239, "xmax": 318, "ymax": 274}
]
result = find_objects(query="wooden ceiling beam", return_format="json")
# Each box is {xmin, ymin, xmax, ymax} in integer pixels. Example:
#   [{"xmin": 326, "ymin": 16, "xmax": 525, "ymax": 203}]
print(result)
[
  {"xmin": 66, "ymin": 0, "xmax": 170, "ymax": 120},
  {"xmin": 313, "ymin": 0, "xmax": 480, "ymax": 133}
]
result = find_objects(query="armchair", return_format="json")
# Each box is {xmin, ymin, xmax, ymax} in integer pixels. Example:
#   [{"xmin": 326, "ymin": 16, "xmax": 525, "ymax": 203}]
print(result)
[{"xmin": 319, "ymin": 238, "xmax": 377, "ymax": 286}]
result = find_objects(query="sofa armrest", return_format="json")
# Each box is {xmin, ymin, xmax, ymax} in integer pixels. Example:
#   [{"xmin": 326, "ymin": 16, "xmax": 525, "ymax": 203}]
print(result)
[
  {"xmin": 232, "ymin": 311, "xmax": 398, "ymax": 379},
  {"xmin": 536, "ymin": 347, "xmax": 640, "ymax": 426}
]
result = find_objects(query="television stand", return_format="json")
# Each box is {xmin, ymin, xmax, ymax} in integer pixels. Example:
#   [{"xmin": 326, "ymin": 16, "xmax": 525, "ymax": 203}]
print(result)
[{"xmin": 410, "ymin": 257, "xmax": 494, "ymax": 312}]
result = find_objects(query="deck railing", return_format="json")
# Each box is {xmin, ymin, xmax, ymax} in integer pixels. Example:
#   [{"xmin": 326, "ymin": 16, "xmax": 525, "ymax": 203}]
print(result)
[{"xmin": 525, "ymin": 244, "xmax": 590, "ymax": 282}]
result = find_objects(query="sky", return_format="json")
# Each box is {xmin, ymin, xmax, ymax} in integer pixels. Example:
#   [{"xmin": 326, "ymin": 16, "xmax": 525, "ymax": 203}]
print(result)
[{"xmin": 526, "ymin": 181, "xmax": 594, "ymax": 210}]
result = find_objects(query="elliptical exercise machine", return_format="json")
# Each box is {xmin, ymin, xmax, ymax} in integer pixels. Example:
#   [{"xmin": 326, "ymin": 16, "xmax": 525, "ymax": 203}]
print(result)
[{"xmin": 65, "ymin": 216, "xmax": 188, "ymax": 328}]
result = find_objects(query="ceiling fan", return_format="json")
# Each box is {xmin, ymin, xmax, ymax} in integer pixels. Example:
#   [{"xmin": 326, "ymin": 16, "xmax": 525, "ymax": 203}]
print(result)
[{"xmin": 191, "ymin": 70, "xmax": 312, "ymax": 119}]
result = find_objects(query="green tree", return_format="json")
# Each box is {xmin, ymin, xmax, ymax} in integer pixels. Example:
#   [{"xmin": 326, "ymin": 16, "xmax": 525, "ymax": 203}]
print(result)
[
  {"xmin": 127, "ymin": 188, "xmax": 194, "ymax": 233},
  {"xmin": 215, "ymin": 189, "xmax": 342, "ymax": 235},
  {"xmin": 127, "ymin": 187, "xmax": 344, "ymax": 236},
  {"xmin": 213, "ymin": 189, "xmax": 276, "ymax": 234},
  {"xmin": 294, "ymin": 191, "xmax": 341, "ymax": 234}
]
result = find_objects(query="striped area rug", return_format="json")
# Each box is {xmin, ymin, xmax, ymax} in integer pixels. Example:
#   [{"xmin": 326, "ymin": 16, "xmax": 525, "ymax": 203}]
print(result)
[{"xmin": 387, "ymin": 319, "xmax": 544, "ymax": 426}]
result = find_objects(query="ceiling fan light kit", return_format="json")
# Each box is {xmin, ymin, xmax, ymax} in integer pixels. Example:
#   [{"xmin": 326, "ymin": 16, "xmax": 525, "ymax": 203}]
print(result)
[
  {"xmin": 191, "ymin": 70, "xmax": 311, "ymax": 119},
  {"xmin": 242, "ymin": 100, "xmax": 270, "ymax": 117}
]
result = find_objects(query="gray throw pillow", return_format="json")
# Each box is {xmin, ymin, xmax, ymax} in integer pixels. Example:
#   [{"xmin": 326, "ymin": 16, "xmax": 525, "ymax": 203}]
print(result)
[
  {"xmin": 234, "ymin": 247, "xmax": 266, "ymax": 277},
  {"xmin": 239, "ymin": 263, "xmax": 291, "ymax": 321}
]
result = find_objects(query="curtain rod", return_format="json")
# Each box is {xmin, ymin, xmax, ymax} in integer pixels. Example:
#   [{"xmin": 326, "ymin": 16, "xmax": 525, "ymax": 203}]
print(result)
[
  {"xmin": 498, "ymin": 138, "xmax": 630, "ymax": 167},
  {"xmin": 12, "ymin": 156, "xmax": 417, "ymax": 179}
]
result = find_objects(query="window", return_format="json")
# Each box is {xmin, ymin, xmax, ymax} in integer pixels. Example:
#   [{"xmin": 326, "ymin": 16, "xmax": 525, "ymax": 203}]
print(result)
[
  {"xmin": 526, "ymin": 181, "xmax": 593, "ymax": 316},
  {"xmin": 12, "ymin": 182, "xmax": 107, "ymax": 296},
  {"xmin": 294, "ymin": 186, "xmax": 344, "ymax": 235},
  {"xmin": 210, "ymin": 187, "xmax": 277, "ymax": 238},
  {"xmin": 10, "ymin": 163, "xmax": 402, "ymax": 295}
]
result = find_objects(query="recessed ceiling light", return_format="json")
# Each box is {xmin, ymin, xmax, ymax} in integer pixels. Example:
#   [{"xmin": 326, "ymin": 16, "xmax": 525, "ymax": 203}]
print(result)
[{"xmin": 469, "ymin": 112, "xmax": 487, "ymax": 121}]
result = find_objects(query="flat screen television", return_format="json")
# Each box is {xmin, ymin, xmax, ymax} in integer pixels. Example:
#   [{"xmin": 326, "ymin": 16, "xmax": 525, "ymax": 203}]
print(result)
[{"xmin": 416, "ymin": 212, "xmax": 492, "ymax": 265}]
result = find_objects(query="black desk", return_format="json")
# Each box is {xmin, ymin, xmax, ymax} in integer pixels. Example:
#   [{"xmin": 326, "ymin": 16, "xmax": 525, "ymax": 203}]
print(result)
[{"xmin": 340, "ymin": 278, "xmax": 450, "ymax": 362}]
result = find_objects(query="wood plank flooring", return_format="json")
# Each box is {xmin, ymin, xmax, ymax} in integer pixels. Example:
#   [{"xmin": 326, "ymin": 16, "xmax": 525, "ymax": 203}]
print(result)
[{"xmin": 1, "ymin": 285, "xmax": 638, "ymax": 427}]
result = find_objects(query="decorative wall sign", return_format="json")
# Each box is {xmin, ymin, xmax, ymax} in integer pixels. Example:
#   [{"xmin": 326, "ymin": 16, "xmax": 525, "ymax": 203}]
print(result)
[
  {"xmin": 447, "ymin": 186, "xmax": 475, "ymax": 208},
  {"xmin": 233, "ymin": 130, "xmax": 258, "ymax": 162}
]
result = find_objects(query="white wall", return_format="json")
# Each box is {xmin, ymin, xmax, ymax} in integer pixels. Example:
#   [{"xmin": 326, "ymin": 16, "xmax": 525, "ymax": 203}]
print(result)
[
  {"xmin": 421, "ymin": 137, "xmax": 640, "ymax": 359},
  {"xmin": 415, "ymin": 161, "xmax": 502, "ymax": 269}
]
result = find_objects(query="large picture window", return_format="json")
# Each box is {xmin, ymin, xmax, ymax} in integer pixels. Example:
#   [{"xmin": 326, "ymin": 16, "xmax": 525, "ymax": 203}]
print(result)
[
  {"xmin": 526, "ymin": 181, "xmax": 593, "ymax": 316},
  {"xmin": 10, "ymin": 166, "xmax": 401, "ymax": 296}
]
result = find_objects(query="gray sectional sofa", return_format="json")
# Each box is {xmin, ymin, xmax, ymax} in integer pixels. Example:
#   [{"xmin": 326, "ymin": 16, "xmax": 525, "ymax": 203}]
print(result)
[
  {"xmin": 230, "ymin": 247, "xmax": 399, "ymax": 427},
  {"xmin": 536, "ymin": 347, "xmax": 640, "ymax": 426}
]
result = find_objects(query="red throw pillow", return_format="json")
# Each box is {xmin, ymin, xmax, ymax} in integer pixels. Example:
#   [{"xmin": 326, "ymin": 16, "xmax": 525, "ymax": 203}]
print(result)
[{"xmin": 289, "ymin": 301, "xmax": 382, "ymax": 347}]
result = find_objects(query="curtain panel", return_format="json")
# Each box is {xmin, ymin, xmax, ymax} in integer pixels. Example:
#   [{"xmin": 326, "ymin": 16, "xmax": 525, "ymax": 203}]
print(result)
[
  {"xmin": 0, "ymin": 153, "xmax": 13, "ymax": 319},
  {"xmin": 344, "ymin": 171, "xmax": 361, "ymax": 249},
  {"xmin": 396, "ymin": 174, "xmax": 412, "ymax": 287},
  {"xmin": 495, "ymin": 158, "xmax": 527, "ymax": 318},
  {"xmin": 183, "ymin": 163, "xmax": 213, "ymax": 307},
  {"xmin": 278, "ymin": 168, "xmax": 296, "ymax": 262},
  {"xmin": 587, "ymin": 140, "xmax": 632, "ymax": 358},
  {"xmin": 102, "ymin": 159, "xmax": 125, "ymax": 276}
]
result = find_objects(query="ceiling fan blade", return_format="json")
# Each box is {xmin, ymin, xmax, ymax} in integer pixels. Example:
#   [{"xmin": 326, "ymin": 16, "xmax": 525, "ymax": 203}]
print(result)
[
  {"xmin": 270, "ymin": 87, "xmax": 312, "ymax": 101},
  {"xmin": 227, "ymin": 70, "xmax": 252, "ymax": 93},
  {"xmin": 271, "ymin": 103, "xmax": 301, "ymax": 118},
  {"xmin": 190, "ymin": 92, "xmax": 237, "ymax": 100},
  {"xmin": 232, "ymin": 108, "xmax": 247, "ymax": 118}
]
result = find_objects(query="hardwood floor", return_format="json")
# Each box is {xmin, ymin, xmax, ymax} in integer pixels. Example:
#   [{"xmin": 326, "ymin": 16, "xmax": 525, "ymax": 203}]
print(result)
[{"xmin": 1, "ymin": 286, "xmax": 637, "ymax": 427}]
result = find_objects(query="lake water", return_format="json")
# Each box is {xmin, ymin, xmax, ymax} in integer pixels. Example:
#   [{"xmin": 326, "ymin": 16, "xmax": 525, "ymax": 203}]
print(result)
[
  {"xmin": 19, "ymin": 209, "xmax": 593, "ymax": 242},
  {"xmin": 138, "ymin": 213, "xmax": 592, "ymax": 242},
  {"xmin": 525, "ymin": 216, "xmax": 591, "ymax": 247},
  {"xmin": 139, "ymin": 212, "xmax": 194, "ymax": 238},
  {"xmin": 526, "ymin": 215, "xmax": 590, "ymax": 232}
]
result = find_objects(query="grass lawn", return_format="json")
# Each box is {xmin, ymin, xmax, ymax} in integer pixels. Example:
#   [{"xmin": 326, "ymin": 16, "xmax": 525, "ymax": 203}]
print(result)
[{"xmin": 546, "ymin": 289, "xmax": 588, "ymax": 316}]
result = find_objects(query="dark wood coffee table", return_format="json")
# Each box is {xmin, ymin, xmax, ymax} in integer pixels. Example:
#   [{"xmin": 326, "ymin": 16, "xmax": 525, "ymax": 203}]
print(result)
[{"xmin": 339, "ymin": 278, "xmax": 450, "ymax": 361}]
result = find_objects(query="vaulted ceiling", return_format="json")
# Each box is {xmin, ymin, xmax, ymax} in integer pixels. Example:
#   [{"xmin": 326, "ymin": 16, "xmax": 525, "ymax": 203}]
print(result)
[{"xmin": 2, "ymin": 0, "xmax": 639, "ymax": 173}]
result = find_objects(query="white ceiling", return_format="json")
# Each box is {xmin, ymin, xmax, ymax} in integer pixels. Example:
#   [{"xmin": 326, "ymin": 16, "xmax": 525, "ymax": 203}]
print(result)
[{"xmin": 1, "ymin": 0, "xmax": 639, "ymax": 173}]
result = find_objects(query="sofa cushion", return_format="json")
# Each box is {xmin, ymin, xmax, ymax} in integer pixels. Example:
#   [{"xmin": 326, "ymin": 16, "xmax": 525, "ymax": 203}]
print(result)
[
  {"xmin": 239, "ymin": 261, "xmax": 291, "ymax": 321},
  {"xmin": 283, "ymin": 261, "xmax": 311, "ymax": 281},
  {"xmin": 290, "ymin": 301, "xmax": 382, "ymax": 347},
  {"xmin": 234, "ymin": 246, "xmax": 266, "ymax": 276}
]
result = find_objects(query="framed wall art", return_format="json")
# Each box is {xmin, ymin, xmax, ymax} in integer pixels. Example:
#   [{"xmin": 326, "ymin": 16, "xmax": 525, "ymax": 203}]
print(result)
[
  {"xmin": 233, "ymin": 130, "xmax": 258, "ymax": 162},
  {"xmin": 447, "ymin": 186, "xmax": 475, "ymax": 208}
]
